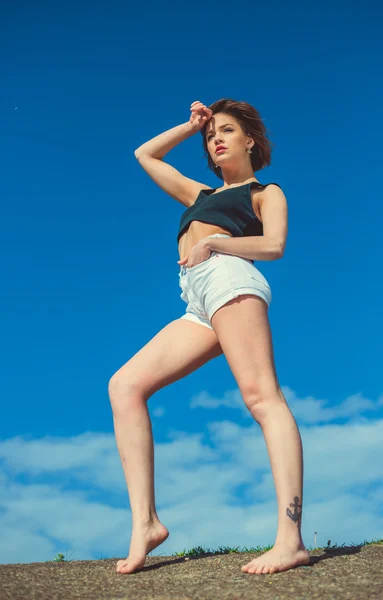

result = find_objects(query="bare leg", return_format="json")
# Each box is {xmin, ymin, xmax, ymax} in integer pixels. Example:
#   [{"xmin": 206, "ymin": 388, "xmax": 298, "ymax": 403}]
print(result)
[
  {"xmin": 241, "ymin": 395, "xmax": 311, "ymax": 575},
  {"xmin": 107, "ymin": 319, "xmax": 223, "ymax": 574},
  {"xmin": 111, "ymin": 391, "xmax": 169, "ymax": 574},
  {"xmin": 208, "ymin": 296, "xmax": 310, "ymax": 575}
]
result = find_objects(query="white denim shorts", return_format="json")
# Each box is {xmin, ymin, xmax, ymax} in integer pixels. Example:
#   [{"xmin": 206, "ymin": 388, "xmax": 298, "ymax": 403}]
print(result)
[{"xmin": 178, "ymin": 234, "xmax": 272, "ymax": 331}]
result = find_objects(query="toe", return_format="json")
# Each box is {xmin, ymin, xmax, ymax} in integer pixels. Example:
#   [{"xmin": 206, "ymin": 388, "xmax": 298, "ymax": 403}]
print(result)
[
  {"xmin": 116, "ymin": 559, "xmax": 128, "ymax": 572},
  {"xmin": 262, "ymin": 564, "xmax": 271, "ymax": 574},
  {"xmin": 269, "ymin": 564, "xmax": 279, "ymax": 574}
]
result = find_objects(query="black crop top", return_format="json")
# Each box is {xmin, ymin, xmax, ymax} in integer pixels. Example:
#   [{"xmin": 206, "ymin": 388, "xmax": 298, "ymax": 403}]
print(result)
[{"xmin": 177, "ymin": 181, "xmax": 281, "ymax": 243}]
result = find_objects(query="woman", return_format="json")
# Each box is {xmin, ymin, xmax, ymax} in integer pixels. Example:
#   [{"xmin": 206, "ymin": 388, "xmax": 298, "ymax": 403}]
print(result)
[{"xmin": 109, "ymin": 99, "xmax": 310, "ymax": 575}]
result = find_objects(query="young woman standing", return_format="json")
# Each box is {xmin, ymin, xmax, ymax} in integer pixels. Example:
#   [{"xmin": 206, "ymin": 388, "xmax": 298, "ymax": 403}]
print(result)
[{"xmin": 109, "ymin": 99, "xmax": 310, "ymax": 575}]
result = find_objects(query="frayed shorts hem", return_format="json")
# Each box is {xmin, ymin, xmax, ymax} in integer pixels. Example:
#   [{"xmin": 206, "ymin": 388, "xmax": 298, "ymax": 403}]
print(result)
[
  {"xmin": 207, "ymin": 286, "xmax": 270, "ymax": 321},
  {"xmin": 180, "ymin": 287, "xmax": 270, "ymax": 331},
  {"xmin": 179, "ymin": 313, "xmax": 212, "ymax": 330}
]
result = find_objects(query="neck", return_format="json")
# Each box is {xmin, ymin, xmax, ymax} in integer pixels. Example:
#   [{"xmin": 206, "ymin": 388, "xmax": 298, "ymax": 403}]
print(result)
[
  {"xmin": 219, "ymin": 164, "xmax": 256, "ymax": 187},
  {"xmin": 220, "ymin": 175, "xmax": 258, "ymax": 187}
]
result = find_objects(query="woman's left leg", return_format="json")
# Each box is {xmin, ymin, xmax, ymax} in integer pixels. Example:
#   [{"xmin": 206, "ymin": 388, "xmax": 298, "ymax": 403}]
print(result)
[{"xmin": 210, "ymin": 294, "xmax": 311, "ymax": 575}]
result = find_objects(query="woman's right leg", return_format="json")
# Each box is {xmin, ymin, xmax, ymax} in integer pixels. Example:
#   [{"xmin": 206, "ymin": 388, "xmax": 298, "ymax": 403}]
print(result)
[{"xmin": 108, "ymin": 318, "xmax": 222, "ymax": 573}]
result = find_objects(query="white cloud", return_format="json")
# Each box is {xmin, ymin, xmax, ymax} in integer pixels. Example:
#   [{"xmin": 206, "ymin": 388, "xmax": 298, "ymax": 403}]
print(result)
[
  {"xmin": 190, "ymin": 389, "xmax": 249, "ymax": 417},
  {"xmin": 190, "ymin": 386, "xmax": 383, "ymax": 425},
  {"xmin": 0, "ymin": 388, "xmax": 382, "ymax": 565}
]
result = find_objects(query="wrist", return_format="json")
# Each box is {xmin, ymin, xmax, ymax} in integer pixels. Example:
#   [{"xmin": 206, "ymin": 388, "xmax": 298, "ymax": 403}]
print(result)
[
  {"xmin": 201, "ymin": 237, "xmax": 214, "ymax": 250},
  {"xmin": 189, "ymin": 123, "xmax": 200, "ymax": 134}
]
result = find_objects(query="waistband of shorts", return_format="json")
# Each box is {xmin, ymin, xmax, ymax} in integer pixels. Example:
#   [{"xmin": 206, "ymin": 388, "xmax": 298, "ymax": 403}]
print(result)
[{"xmin": 178, "ymin": 234, "xmax": 232, "ymax": 277}]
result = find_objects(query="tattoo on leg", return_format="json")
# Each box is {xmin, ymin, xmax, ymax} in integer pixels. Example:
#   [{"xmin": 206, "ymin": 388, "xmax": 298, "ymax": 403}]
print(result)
[{"xmin": 286, "ymin": 496, "xmax": 302, "ymax": 523}]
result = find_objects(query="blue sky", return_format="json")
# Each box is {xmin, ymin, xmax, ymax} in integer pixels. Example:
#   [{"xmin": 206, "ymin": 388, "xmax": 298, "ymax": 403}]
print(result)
[{"xmin": 1, "ymin": 1, "xmax": 382, "ymax": 565}]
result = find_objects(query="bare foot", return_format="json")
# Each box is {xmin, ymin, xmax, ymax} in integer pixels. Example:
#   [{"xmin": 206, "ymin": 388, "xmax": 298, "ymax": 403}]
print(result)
[
  {"xmin": 116, "ymin": 521, "xmax": 169, "ymax": 574},
  {"xmin": 241, "ymin": 544, "xmax": 310, "ymax": 575}
]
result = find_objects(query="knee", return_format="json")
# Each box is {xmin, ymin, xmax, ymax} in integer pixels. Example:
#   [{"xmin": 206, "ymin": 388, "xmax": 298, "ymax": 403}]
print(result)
[
  {"xmin": 108, "ymin": 375, "xmax": 143, "ymax": 409},
  {"xmin": 243, "ymin": 384, "xmax": 284, "ymax": 421}
]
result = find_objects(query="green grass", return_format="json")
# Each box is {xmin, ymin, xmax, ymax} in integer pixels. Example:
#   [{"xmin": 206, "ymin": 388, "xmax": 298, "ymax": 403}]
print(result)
[{"xmin": 48, "ymin": 536, "xmax": 383, "ymax": 563}]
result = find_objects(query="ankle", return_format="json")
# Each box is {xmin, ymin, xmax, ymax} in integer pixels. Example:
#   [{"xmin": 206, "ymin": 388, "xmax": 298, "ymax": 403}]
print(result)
[
  {"xmin": 133, "ymin": 514, "xmax": 161, "ymax": 528},
  {"xmin": 274, "ymin": 536, "xmax": 306, "ymax": 550}
]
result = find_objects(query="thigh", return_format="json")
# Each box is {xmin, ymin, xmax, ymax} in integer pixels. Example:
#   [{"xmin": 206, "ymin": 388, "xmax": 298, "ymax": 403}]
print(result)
[
  {"xmin": 109, "ymin": 319, "xmax": 223, "ymax": 402},
  {"xmin": 210, "ymin": 294, "xmax": 280, "ymax": 403}
]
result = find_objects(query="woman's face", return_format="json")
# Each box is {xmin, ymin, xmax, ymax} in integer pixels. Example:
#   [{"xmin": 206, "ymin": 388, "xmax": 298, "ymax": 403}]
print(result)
[{"xmin": 205, "ymin": 113, "xmax": 246, "ymax": 164}]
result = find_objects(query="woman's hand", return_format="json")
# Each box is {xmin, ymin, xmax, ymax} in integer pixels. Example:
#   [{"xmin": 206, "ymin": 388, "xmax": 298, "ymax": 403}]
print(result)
[
  {"xmin": 189, "ymin": 101, "xmax": 212, "ymax": 132},
  {"xmin": 177, "ymin": 239, "xmax": 212, "ymax": 269}
]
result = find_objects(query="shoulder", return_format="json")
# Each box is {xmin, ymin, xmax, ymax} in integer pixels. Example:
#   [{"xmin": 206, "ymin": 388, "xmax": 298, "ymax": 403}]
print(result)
[{"xmin": 250, "ymin": 183, "xmax": 286, "ymax": 223}]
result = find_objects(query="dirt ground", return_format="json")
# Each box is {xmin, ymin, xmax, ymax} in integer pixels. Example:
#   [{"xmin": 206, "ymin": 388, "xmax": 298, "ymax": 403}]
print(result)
[{"xmin": 1, "ymin": 543, "xmax": 382, "ymax": 600}]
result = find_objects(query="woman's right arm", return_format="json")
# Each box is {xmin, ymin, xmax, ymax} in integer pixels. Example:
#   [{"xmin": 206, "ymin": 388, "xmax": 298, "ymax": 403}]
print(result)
[
  {"xmin": 134, "ymin": 121, "xmax": 196, "ymax": 160},
  {"xmin": 134, "ymin": 101, "xmax": 211, "ymax": 159},
  {"xmin": 134, "ymin": 104, "xmax": 213, "ymax": 207},
  {"xmin": 135, "ymin": 154, "xmax": 211, "ymax": 208}
]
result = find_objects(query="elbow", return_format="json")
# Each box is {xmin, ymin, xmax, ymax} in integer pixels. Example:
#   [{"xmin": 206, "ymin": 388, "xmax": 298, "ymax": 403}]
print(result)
[
  {"xmin": 268, "ymin": 239, "xmax": 284, "ymax": 259},
  {"xmin": 276, "ymin": 238, "xmax": 286, "ymax": 258},
  {"xmin": 134, "ymin": 148, "xmax": 147, "ymax": 159},
  {"xmin": 273, "ymin": 242, "xmax": 284, "ymax": 259}
]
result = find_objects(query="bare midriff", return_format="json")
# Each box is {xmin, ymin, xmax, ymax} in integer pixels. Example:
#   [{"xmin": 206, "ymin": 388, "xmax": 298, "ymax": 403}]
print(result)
[
  {"xmin": 177, "ymin": 181, "xmax": 263, "ymax": 259},
  {"xmin": 178, "ymin": 222, "xmax": 233, "ymax": 260}
]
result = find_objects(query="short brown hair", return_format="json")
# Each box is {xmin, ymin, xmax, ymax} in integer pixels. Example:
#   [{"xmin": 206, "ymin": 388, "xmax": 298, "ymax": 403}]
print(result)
[{"xmin": 200, "ymin": 98, "xmax": 275, "ymax": 180}]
